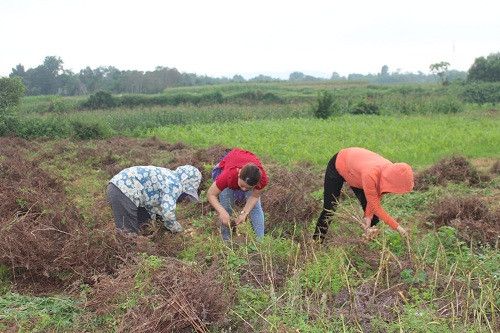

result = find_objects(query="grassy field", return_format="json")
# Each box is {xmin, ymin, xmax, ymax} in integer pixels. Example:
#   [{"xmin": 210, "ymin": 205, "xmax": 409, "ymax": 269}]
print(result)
[
  {"xmin": 1, "ymin": 81, "xmax": 499, "ymax": 332},
  {"xmin": 149, "ymin": 113, "xmax": 499, "ymax": 167}
]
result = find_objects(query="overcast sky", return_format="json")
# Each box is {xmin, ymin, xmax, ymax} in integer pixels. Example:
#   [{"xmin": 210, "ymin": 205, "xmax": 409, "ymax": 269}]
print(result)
[{"xmin": 1, "ymin": 0, "xmax": 499, "ymax": 79}]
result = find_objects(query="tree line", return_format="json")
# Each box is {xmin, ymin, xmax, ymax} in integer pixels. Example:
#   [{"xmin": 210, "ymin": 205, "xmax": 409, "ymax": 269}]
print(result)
[{"xmin": 3, "ymin": 52, "xmax": 500, "ymax": 96}]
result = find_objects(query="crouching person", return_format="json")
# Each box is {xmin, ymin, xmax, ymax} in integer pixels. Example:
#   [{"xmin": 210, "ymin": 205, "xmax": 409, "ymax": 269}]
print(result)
[
  {"xmin": 106, "ymin": 165, "xmax": 201, "ymax": 234},
  {"xmin": 206, "ymin": 148, "xmax": 268, "ymax": 241}
]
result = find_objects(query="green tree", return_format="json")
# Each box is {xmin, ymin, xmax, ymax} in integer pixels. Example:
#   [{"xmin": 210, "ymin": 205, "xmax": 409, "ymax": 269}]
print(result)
[
  {"xmin": 0, "ymin": 76, "xmax": 25, "ymax": 112},
  {"xmin": 429, "ymin": 61, "xmax": 450, "ymax": 85},
  {"xmin": 289, "ymin": 71, "xmax": 305, "ymax": 82},
  {"xmin": 313, "ymin": 90, "xmax": 337, "ymax": 119},
  {"xmin": 23, "ymin": 56, "xmax": 64, "ymax": 95},
  {"xmin": 467, "ymin": 52, "xmax": 500, "ymax": 82},
  {"xmin": 0, "ymin": 76, "xmax": 25, "ymax": 136},
  {"xmin": 380, "ymin": 65, "xmax": 389, "ymax": 77}
]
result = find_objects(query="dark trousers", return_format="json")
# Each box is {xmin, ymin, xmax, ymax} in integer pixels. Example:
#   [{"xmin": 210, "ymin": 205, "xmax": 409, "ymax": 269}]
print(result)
[
  {"xmin": 313, "ymin": 153, "xmax": 379, "ymax": 241},
  {"xmin": 106, "ymin": 183, "xmax": 151, "ymax": 233}
]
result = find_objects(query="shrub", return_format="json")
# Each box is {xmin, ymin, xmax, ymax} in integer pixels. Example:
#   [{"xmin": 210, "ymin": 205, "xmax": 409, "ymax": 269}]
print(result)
[
  {"xmin": 48, "ymin": 96, "xmax": 68, "ymax": 113},
  {"xmin": 429, "ymin": 96, "xmax": 464, "ymax": 114},
  {"xmin": 0, "ymin": 77, "xmax": 25, "ymax": 112},
  {"xmin": 82, "ymin": 91, "xmax": 116, "ymax": 109},
  {"xmin": 351, "ymin": 99, "xmax": 380, "ymax": 115},
  {"xmin": 462, "ymin": 82, "xmax": 500, "ymax": 106},
  {"xmin": 313, "ymin": 90, "xmax": 337, "ymax": 119},
  {"xmin": 71, "ymin": 120, "xmax": 109, "ymax": 140}
]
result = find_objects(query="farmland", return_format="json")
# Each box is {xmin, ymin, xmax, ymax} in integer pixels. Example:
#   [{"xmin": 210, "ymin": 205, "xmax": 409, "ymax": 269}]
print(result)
[{"xmin": 0, "ymin": 81, "xmax": 499, "ymax": 332}]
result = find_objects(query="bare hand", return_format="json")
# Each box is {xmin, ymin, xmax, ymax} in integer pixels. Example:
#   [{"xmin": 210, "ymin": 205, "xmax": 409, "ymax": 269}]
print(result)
[
  {"xmin": 218, "ymin": 211, "xmax": 231, "ymax": 227},
  {"xmin": 397, "ymin": 226, "xmax": 408, "ymax": 239},
  {"xmin": 362, "ymin": 217, "xmax": 372, "ymax": 231},
  {"xmin": 235, "ymin": 212, "xmax": 248, "ymax": 226}
]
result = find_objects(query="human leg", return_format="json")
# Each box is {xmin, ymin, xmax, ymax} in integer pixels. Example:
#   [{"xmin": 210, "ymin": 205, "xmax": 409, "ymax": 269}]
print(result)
[
  {"xmin": 218, "ymin": 187, "xmax": 235, "ymax": 240},
  {"xmin": 106, "ymin": 183, "xmax": 140, "ymax": 233},
  {"xmin": 313, "ymin": 154, "xmax": 345, "ymax": 241},
  {"xmin": 245, "ymin": 190, "xmax": 264, "ymax": 239}
]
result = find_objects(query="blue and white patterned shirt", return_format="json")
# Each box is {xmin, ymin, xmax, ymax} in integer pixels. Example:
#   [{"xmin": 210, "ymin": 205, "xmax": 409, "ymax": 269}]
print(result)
[{"xmin": 110, "ymin": 165, "xmax": 201, "ymax": 227}]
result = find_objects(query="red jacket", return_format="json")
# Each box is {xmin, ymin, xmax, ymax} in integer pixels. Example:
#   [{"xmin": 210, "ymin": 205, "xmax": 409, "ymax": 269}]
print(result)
[{"xmin": 335, "ymin": 147, "xmax": 414, "ymax": 229}]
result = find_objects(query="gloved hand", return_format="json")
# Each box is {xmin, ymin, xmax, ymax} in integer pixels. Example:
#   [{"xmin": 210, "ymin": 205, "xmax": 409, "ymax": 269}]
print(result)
[{"xmin": 164, "ymin": 220, "xmax": 183, "ymax": 233}]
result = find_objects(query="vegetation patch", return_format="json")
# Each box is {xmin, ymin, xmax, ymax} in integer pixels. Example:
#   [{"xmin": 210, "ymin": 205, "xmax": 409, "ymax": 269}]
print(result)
[
  {"xmin": 428, "ymin": 194, "xmax": 499, "ymax": 246},
  {"xmin": 414, "ymin": 156, "xmax": 482, "ymax": 190}
]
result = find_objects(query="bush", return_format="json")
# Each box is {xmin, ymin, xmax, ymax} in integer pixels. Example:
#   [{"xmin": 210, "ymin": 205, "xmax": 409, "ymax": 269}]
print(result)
[
  {"xmin": 71, "ymin": 120, "xmax": 109, "ymax": 140},
  {"xmin": 429, "ymin": 96, "xmax": 464, "ymax": 114},
  {"xmin": 462, "ymin": 82, "xmax": 500, "ymax": 106},
  {"xmin": 82, "ymin": 91, "xmax": 116, "ymax": 109},
  {"xmin": 313, "ymin": 90, "xmax": 337, "ymax": 119},
  {"xmin": 48, "ymin": 96, "xmax": 68, "ymax": 113},
  {"xmin": 0, "ymin": 77, "xmax": 25, "ymax": 112},
  {"xmin": 13, "ymin": 116, "xmax": 70, "ymax": 139},
  {"xmin": 351, "ymin": 99, "xmax": 380, "ymax": 115}
]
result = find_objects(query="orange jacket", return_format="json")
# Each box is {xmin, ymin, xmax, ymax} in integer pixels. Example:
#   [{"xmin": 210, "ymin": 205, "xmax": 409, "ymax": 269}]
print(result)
[{"xmin": 335, "ymin": 147, "xmax": 414, "ymax": 230}]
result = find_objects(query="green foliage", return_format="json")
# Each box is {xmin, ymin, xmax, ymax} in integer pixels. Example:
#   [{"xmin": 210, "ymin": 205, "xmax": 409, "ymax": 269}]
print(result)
[
  {"xmin": 462, "ymin": 81, "xmax": 500, "ymax": 105},
  {"xmin": 0, "ymin": 264, "xmax": 12, "ymax": 293},
  {"xmin": 71, "ymin": 119, "xmax": 110, "ymax": 140},
  {"xmin": 48, "ymin": 95, "xmax": 68, "ymax": 113},
  {"xmin": 427, "ymin": 96, "xmax": 464, "ymax": 113},
  {"xmin": 0, "ymin": 292, "xmax": 83, "ymax": 331},
  {"xmin": 0, "ymin": 76, "xmax": 26, "ymax": 112},
  {"xmin": 401, "ymin": 269, "xmax": 427, "ymax": 284},
  {"xmin": 233, "ymin": 284, "xmax": 270, "ymax": 321},
  {"xmin": 300, "ymin": 248, "xmax": 345, "ymax": 293},
  {"xmin": 134, "ymin": 253, "xmax": 164, "ymax": 290},
  {"xmin": 430, "ymin": 61, "xmax": 450, "ymax": 85},
  {"xmin": 312, "ymin": 90, "xmax": 337, "ymax": 119},
  {"xmin": 151, "ymin": 114, "xmax": 499, "ymax": 166},
  {"xmin": 467, "ymin": 52, "xmax": 500, "ymax": 82},
  {"xmin": 350, "ymin": 99, "xmax": 380, "ymax": 115},
  {"xmin": 82, "ymin": 90, "xmax": 116, "ymax": 109},
  {"xmin": 12, "ymin": 115, "xmax": 71, "ymax": 139}
]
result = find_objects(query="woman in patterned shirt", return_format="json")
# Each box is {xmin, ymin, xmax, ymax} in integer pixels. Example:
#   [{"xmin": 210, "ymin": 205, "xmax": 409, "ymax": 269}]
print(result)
[{"xmin": 106, "ymin": 165, "xmax": 202, "ymax": 234}]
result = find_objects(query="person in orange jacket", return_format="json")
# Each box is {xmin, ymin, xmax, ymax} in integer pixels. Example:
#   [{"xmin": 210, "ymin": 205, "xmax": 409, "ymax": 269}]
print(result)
[{"xmin": 313, "ymin": 147, "xmax": 414, "ymax": 242}]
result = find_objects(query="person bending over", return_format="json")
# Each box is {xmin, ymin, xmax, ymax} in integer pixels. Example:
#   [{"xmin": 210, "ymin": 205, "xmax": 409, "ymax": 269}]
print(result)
[
  {"xmin": 313, "ymin": 147, "xmax": 414, "ymax": 243},
  {"xmin": 107, "ymin": 165, "xmax": 201, "ymax": 234},
  {"xmin": 207, "ymin": 148, "xmax": 268, "ymax": 240}
]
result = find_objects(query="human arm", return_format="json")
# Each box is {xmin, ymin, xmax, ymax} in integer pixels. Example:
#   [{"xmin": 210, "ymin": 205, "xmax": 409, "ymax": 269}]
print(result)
[
  {"xmin": 234, "ymin": 189, "xmax": 262, "ymax": 225},
  {"xmin": 362, "ymin": 173, "xmax": 400, "ymax": 230},
  {"xmin": 206, "ymin": 182, "xmax": 231, "ymax": 226},
  {"xmin": 160, "ymin": 197, "xmax": 183, "ymax": 232}
]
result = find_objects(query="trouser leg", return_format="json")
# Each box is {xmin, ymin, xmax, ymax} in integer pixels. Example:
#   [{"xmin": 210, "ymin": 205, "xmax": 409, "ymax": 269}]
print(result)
[
  {"xmin": 350, "ymin": 187, "xmax": 380, "ymax": 226},
  {"xmin": 246, "ymin": 190, "xmax": 264, "ymax": 239},
  {"xmin": 313, "ymin": 154, "xmax": 345, "ymax": 241},
  {"xmin": 106, "ymin": 183, "xmax": 140, "ymax": 233},
  {"xmin": 218, "ymin": 188, "xmax": 235, "ymax": 240}
]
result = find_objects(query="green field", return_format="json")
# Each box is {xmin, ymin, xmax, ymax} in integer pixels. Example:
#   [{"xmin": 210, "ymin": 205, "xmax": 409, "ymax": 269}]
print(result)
[{"xmin": 149, "ymin": 114, "xmax": 499, "ymax": 167}]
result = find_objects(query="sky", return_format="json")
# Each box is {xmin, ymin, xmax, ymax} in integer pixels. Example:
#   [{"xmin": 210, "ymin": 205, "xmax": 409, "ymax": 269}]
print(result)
[{"xmin": 1, "ymin": 0, "xmax": 499, "ymax": 80}]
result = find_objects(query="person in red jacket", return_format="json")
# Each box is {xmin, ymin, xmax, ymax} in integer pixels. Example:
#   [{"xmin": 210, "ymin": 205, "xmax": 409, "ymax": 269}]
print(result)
[
  {"xmin": 207, "ymin": 148, "xmax": 268, "ymax": 240},
  {"xmin": 313, "ymin": 147, "xmax": 414, "ymax": 242}
]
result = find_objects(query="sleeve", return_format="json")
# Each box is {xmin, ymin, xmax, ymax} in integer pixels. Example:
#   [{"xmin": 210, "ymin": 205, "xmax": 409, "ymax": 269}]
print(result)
[
  {"xmin": 255, "ymin": 168, "xmax": 268, "ymax": 190},
  {"xmin": 160, "ymin": 194, "xmax": 177, "ymax": 226},
  {"xmin": 215, "ymin": 170, "xmax": 229, "ymax": 191},
  {"xmin": 361, "ymin": 173, "xmax": 399, "ymax": 230}
]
